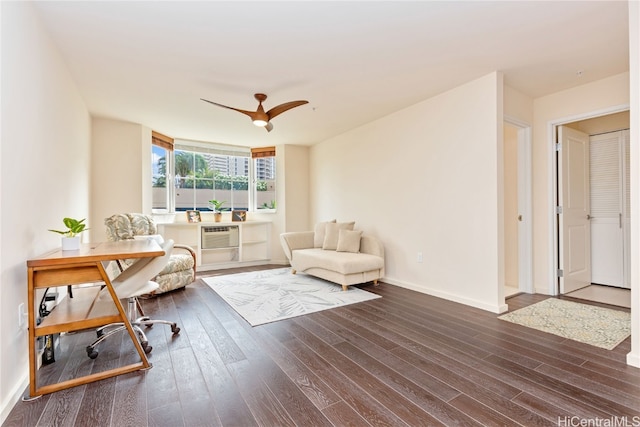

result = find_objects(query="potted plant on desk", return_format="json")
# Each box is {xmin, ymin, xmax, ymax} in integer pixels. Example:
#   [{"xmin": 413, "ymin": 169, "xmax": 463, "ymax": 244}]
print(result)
[
  {"xmin": 208, "ymin": 199, "xmax": 226, "ymax": 222},
  {"xmin": 48, "ymin": 217, "xmax": 88, "ymax": 251}
]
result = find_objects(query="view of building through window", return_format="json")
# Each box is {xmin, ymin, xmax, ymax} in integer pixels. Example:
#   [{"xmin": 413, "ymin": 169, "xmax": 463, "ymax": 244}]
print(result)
[
  {"xmin": 151, "ymin": 144, "xmax": 169, "ymax": 210},
  {"xmin": 152, "ymin": 144, "xmax": 275, "ymax": 212}
]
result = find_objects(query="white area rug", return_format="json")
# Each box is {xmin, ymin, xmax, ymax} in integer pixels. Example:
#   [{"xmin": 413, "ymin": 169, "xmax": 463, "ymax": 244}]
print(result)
[
  {"xmin": 203, "ymin": 268, "xmax": 381, "ymax": 326},
  {"xmin": 499, "ymin": 298, "xmax": 630, "ymax": 350}
]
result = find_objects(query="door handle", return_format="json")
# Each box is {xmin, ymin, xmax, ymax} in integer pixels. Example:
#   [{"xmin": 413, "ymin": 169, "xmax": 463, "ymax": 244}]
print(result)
[
  {"xmin": 587, "ymin": 214, "xmax": 591, "ymax": 220},
  {"xmin": 518, "ymin": 215, "xmax": 523, "ymax": 222}
]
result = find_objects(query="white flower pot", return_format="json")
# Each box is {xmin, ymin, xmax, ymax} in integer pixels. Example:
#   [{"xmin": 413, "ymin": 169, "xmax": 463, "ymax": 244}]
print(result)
[{"xmin": 61, "ymin": 236, "xmax": 80, "ymax": 251}]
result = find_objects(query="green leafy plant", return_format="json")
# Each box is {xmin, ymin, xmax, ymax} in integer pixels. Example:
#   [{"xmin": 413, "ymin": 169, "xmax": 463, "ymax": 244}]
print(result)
[
  {"xmin": 48, "ymin": 217, "xmax": 88, "ymax": 237},
  {"xmin": 260, "ymin": 200, "xmax": 276, "ymax": 209},
  {"xmin": 208, "ymin": 199, "xmax": 226, "ymax": 212}
]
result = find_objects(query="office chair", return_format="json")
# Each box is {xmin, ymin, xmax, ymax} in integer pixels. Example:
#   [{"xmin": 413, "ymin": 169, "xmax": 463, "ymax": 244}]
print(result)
[{"xmin": 86, "ymin": 239, "xmax": 180, "ymax": 359}]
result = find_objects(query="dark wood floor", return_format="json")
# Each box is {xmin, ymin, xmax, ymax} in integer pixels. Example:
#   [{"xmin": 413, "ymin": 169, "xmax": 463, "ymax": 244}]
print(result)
[{"xmin": 4, "ymin": 265, "xmax": 639, "ymax": 427}]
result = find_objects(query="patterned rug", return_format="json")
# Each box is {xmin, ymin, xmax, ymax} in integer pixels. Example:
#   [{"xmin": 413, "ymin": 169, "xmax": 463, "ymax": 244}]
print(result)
[
  {"xmin": 202, "ymin": 268, "xmax": 381, "ymax": 326},
  {"xmin": 499, "ymin": 298, "xmax": 630, "ymax": 350}
]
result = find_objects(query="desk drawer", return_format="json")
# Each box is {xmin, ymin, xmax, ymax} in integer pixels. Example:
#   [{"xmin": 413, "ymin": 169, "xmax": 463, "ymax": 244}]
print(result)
[{"xmin": 31, "ymin": 265, "xmax": 104, "ymax": 287}]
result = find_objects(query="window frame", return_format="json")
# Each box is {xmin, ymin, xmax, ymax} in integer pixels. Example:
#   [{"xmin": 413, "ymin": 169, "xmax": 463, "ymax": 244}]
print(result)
[
  {"xmin": 152, "ymin": 139, "xmax": 277, "ymax": 214},
  {"xmin": 151, "ymin": 132, "xmax": 175, "ymax": 213},
  {"xmin": 252, "ymin": 155, "xmax": 277, "ymax": 212}
]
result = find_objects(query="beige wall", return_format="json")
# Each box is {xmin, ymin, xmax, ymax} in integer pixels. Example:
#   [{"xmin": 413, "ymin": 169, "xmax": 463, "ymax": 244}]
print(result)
[
  {"xmin": 310, "ymin": 72, "xmax": 507, "ymax": 313},
  {"xmin": 532, "ymin": 72, "xmax": 630, "ymax": 295},
  {"xmin": 0, "ymin": 2, "xmax": 91, "ymax": 420}
]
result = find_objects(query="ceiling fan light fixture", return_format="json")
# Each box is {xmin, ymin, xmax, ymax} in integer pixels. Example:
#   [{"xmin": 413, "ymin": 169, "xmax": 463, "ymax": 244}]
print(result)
[{"xmin": 201, "ymin": 93, "xmax": 308, "ymax": 133}]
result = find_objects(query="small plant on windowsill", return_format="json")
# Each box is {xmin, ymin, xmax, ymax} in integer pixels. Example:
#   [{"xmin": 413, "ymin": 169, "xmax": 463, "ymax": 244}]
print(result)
[
  {"xmin": 48, "ymin": 217, "xmax": 88, "ymax": 250},
  {"xmin": 208, "ymin": 200, "xmax": 226, "ymax": 222},
  {"xmin": 259, "ymin": 200, "xmax": 276, "ymax": 210}
]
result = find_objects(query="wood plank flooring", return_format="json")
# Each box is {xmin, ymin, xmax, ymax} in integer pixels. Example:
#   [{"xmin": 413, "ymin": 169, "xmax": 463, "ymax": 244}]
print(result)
[{"xmin": 4, "ymin": 265, "xmax": 639, "ymax": 427}]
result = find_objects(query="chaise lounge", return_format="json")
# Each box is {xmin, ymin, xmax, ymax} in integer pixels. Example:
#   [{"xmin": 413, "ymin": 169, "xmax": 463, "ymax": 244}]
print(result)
[{"xmin": 280, "ymin": 220, "xmax": 384, "ymax": 290}]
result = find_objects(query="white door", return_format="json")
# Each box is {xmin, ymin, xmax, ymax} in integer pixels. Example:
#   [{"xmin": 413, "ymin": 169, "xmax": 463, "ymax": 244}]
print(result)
[
  {"xmin": 590, "ymin": 130, "xmax": 631, "ymax": 288},
  {"xmin": 558, "ymin": 126, "xmax": 591, "ymax": 294}
]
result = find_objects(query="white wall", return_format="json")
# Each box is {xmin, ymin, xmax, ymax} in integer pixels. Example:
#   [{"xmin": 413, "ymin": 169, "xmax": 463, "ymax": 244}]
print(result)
[
  {"xmin": 281, "ymin": 144, "xmax": 310, "ymax": 234},
  {"xmin": 627, "ymin": 0, "xmax": 639, "ymax": 368},
  {"xmin": 310, "ymin": 72, "xmax": 507, "ymax": 313},
  {"xmin": 0, "ymin": 2, "xmax": 91, "ymax": 421},
  {"xmin": 90, "ymin": 118, "xmax": 150, "ymax": 241}
]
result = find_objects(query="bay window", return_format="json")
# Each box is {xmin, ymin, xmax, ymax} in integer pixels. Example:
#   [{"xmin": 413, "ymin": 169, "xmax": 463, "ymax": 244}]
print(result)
[{"xmin": 152, "ymin": 136, "xmax": 276, "ymax": 213}]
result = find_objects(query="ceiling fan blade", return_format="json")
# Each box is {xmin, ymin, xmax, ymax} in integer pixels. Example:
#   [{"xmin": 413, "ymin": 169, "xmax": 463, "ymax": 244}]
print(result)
[
  {"xmin": 264, "ymin": 122, "xmax": 274, "ymax": 132},
  {"xmin": 201, "ymin": 98, "xmax": 257, "ymax": 120},
  {"xmin": 266, "ymin": 100, "xmax": 308, "ymax": 120}
]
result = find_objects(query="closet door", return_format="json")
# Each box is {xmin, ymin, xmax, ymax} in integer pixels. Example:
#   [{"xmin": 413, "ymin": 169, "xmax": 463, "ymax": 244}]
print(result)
[{"xmin": 590, "ymin": 131, "xmax": 628, "ymax": 288}]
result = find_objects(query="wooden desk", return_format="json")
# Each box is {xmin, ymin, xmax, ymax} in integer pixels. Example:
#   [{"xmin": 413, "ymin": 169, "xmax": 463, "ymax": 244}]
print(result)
[{"xmin": 26, "ymin": 240, "xmax": 164, "ymax": 399}]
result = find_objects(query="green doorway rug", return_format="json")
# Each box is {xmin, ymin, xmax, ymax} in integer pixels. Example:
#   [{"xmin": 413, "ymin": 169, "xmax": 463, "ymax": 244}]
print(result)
[{"xmin": 498, "ymin": 298, "xmax": 630, "ymax": 350}]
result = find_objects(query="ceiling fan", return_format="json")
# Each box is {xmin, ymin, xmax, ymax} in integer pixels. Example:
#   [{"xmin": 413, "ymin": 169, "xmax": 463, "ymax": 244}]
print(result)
[{"xmin": 201, "ymin": 93, "xmax": 308, "ymax": 132}]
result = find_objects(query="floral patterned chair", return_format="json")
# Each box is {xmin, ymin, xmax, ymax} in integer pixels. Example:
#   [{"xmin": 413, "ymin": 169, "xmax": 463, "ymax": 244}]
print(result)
[{"xmin": 104, "ymin": 213, "xmax": 196, "ymax": 295}]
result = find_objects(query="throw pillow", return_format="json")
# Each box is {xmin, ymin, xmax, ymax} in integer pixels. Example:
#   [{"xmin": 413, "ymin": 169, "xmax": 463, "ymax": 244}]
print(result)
[
  {"xmin": 314, "ymin": 219, "xmax": 336, "ymax": 248},
  {"xmin": 322, "ymin": 221, "xmax": 356, "ymax": 250},
  {"xmin": 336, "ymin": 229, "xmax": 362, "ymax": 253}
]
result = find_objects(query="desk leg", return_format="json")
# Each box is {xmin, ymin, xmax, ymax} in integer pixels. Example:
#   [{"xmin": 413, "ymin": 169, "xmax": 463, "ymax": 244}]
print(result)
[
  {"xmin": 97, "ymin": 263, "xmax": 151, "ymax": 368},
  {"xmin": 27, "ymin": 268, "xmax": 38, "ymax": 398}
]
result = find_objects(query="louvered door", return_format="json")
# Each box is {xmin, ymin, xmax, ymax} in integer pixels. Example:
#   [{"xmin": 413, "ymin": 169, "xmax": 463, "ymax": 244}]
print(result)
[{"xmin": 590, "ymin": 130, "xmax": 630, "ymax": 288}]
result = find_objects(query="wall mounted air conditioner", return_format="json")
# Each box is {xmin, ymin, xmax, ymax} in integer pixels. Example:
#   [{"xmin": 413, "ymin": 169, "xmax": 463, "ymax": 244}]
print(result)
[{"xmin": 201, "ymin": 226, "xmax": 239, "ymax": 249}]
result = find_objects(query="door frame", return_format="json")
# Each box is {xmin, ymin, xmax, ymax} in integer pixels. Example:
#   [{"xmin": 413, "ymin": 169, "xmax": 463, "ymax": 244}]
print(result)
[
  {"xmin": 547, "ymin": 104, "xmax": 630, "ymax": 295},
  {"xmin": 505, "ymin": 116, "xmax": 533, "ymax": 294}
]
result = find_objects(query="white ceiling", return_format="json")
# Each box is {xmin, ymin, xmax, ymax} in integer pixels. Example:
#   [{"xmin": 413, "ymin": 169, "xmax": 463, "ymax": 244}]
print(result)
[{"xmin": 32, "ymin": 1, "xmax": 629, "ymax": 147}]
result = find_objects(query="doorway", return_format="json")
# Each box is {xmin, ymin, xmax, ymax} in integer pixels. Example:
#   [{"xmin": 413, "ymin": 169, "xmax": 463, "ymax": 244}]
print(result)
[
  {"xmin": 504, "ymin": 118, "xmax": 533, "ymax": 297},
  {"xmin": 555, "ymin": 111, "xmax": 631, "ymax": 297}
]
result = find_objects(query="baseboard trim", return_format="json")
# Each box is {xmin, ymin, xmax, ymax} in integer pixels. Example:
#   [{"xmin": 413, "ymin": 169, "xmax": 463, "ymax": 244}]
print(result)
[
  {"xmin": 627, "ymin": 351, "xmax": 640, "ymax": 368},
  {"xmin": 1, "ymin": 374, "xmax": 28, "ymax": 425},
  {"xmin": 196, "ymin": 259, "xmax": 289, "ymax": 272},
  {"xmin": 382, "ymin": 277, "xmax": 508, "ymax": 314}
]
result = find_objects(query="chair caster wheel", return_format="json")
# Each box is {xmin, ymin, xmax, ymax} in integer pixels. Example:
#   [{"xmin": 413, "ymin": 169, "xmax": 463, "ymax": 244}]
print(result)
[
  {"xmin": 86, "ymin": 346, "xmax": 98, "ymax": 359},
  {"xmin": 141, "ymin": 342, "xmax": 152, "ymax": 354},
  {"xmin": 171, "ymin": 324, "xmax": 180, "ymax": 335}
]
